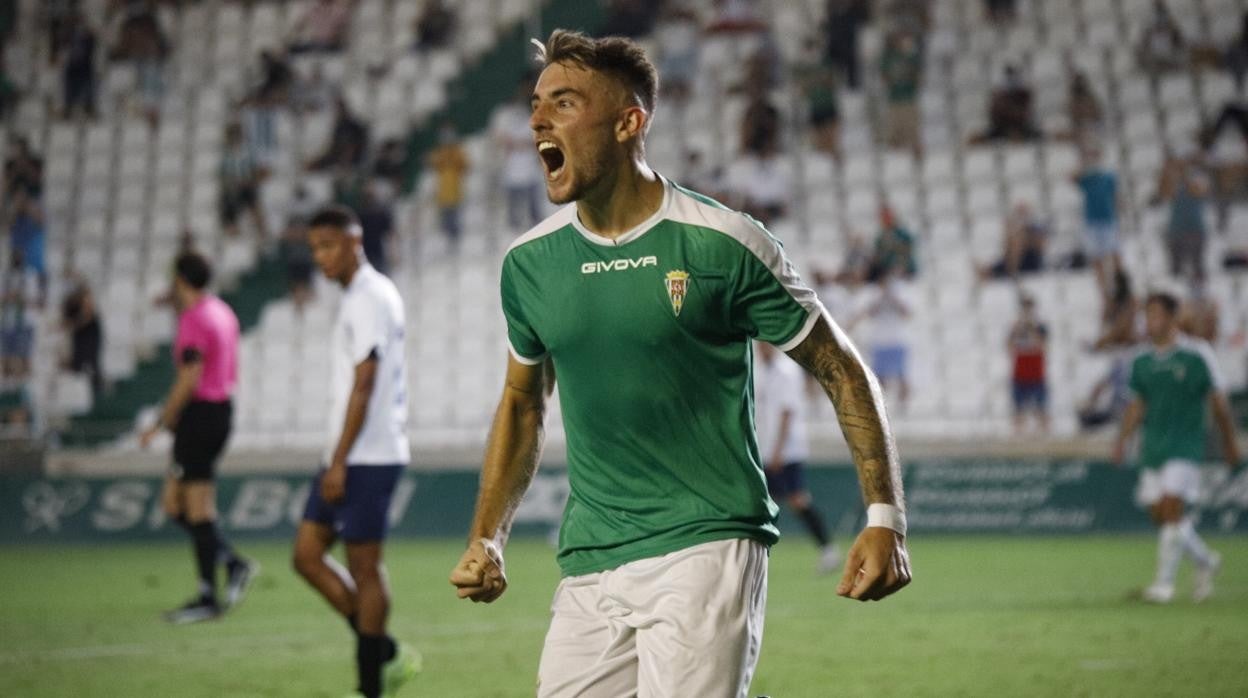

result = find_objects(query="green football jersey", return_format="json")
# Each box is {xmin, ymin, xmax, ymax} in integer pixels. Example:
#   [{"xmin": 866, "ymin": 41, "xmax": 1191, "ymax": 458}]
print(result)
[
  {"xmin": 1127, "ymin": 337, "xmax": 1222, "ymax": 468},
  {"xmin": 500, "ymin": 178, "xmax": 824, "ymax": 577}
]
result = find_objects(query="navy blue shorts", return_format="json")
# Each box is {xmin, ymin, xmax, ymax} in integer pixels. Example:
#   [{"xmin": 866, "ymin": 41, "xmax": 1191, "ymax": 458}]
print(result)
[
  {"xmin": 1012, "ymin": 381, "xmax": 1048, "ymax": 412},
  {"xmin": 765, "ymin": 462, "xmax": 807, "ymax": 499},
  {"xmin": 302, "ymin": 464, "xmax": 405, "ymax": 542}
]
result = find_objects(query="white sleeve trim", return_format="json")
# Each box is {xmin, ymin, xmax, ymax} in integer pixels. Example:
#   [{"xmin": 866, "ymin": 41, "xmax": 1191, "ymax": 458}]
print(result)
[
  {"xmin": 1187, "ymin": 336, "xmax": 1225, "ymax": 392},
  {"xmin": 507, "ymin": 339, "xmax": 547, "ymax": 366},
  {"xmin": 667, "ymin": 192, "xmax": 823, "ymax": 315},
  {"xmin": 774, "ymin": 304, "xmax": 825, "ymax": 353}
]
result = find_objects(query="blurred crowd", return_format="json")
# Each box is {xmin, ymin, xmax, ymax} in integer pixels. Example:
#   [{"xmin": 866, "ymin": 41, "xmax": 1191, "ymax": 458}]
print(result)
[{"xmin": 4, "ymin": 0, "xmax": 1248, "ymax": 436}]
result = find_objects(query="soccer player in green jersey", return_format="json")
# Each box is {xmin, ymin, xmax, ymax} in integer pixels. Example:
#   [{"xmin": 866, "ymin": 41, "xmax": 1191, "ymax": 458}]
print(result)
[
  {"xmin": 1114, "ymin": 291, "xmax": 1240, "ymax": 603},
  {"xmin": 448, "ymin": 30, "xmax": 911, "ymax": 695}
]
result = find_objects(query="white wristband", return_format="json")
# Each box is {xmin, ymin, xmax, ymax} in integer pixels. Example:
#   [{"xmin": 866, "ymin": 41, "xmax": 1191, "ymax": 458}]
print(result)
[{"xmin": 866, "ymin": 503, "xmax": 907, "ymax": 536}]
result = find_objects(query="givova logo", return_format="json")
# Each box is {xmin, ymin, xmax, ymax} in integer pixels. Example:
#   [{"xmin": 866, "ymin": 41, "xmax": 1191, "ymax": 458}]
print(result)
[{"xmin": 581, "ymin": 256, "xmax": 658, "ymax": 274}]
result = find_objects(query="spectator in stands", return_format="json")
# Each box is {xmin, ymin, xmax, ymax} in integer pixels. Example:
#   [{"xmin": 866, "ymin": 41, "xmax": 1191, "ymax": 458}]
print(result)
[
  {"xmin": 281, "ymin": 185, "xmax": 318, "ymax": 310},
  {"xmin": 4, "ymin": 136, "xmax": 44, "ymax": 201},
  {"xmin": 1223, "ymin": 12, "xmax": 1248, "ymax": 92},
  {"xmin": 492, "ymin": 80, "xmax": 542, "ymax": 231},
  {"xmin": 248, "ymin": 49, "xmax": 294, "ymax": 107},
  {"xmin": 705, "ymin": 0, "xmax": 769, "ymax": 33},
  {"xmin": 849, "ymin": 267, "xmax": 911, "ymax": 410},
  {"xmin": 110, "ymin": 0, "xmax": 168, "ymax": 128},
  {"xmin": 741, "ymin": 34, "xmax": 783, "ymax": 95},
  {"xmin": 0, "ymin": 389, "xmax": 33, "ymax": 436},
  {"xmin": 358, "ymin": 182, "xmax": 395, "ymax": 275},
  {"xmin": 287, "ymin": 0, "xmax": 354, "ymax": 54},
  {"xmin": 307, "ymin": 96, "xmax": 369, "ymax": 171},
  {"xmin": 1155, "ymin": 152, "xmax": 1211, "ymax": 282},
  {"xmin": 1, "ymin": 249, "xmax": 40, "ymax": 384},
  {"xmin": 427, "ymin": 122, "xmax": 469, "ymax": 248},
  {"xmin": 975, "ymin": 64, "xmax": 1041, "ymax": 143},
  {"xmin": 414, "ymin": 0, "xmax": 456, "ymax": 51},
  {"xmin": 834, "ymin": 233, "xmax": 872, "ymax": 285},
  {"xmin": 292, "ymin": 63, "xmax": 336, "ymax": 114},
  {"xmin": 1180, "ymin": 280, "xmax": 1219, "ymax": 343},
  {"xmin": 42, "ymin": 0, "xmax": 77, "ymax": 61},
  {"xmin": 681, "ymin": 150, "xmax": 728, "ymax": 201},
  {"xmin": 1080, "ymin": 270, "xmax": 1138, "ymax": 430},
  {"xmin": 887, "ymin": 0, "xmax": 930, "ymax": 36},
  {"xmin": 60, "ymin": 14, "xmax": 97, "ymax": 120},
  {"xmin": 331, "ymin": 168, "xmax": 368, "ymax": 211},
  {"xmin": 371, "ymin": 138, "xmax": 407, "ymax": 203},
  {"xmin": 1064, "ymin": 67, "xmax": 1104, "ymax": 146},
  {"xmin": 218, "ymin": 122, "xmax": 267, "ymax": 241},
  {"xmin": 984, "ymin": 0, "xmax": 1017, "ymax": 25},
  {"xmin": 794, "ymin": 39, "xmax": 841, "ymax": 160},
  {"xmin": 240, "ymin": 51, "xmax": 290, "ymax": 166},
  {"xmin": 5, "ymin": 190, "xmax": 48, "ymax": 296},
  {"xmin": 1137, "ymin": 0, "xmax": 1186, "ymax": 79},
  {"xmin": 656, "ymin": 4, "xmax": 700, "ymax": 102},
  {"xmin": 869, "ymin": 204, "xmax": 917, "ymax": 281},
  {"xmin": 824, "ymin": 0, "xmax": 870, "ymax": 90},
  {"xmin": 977, "ymin": 202, "xmax": 1049, "ymax": 280},
  {"xmin": 728, "ymin": 146, "xmax": 791, "ymax": 226},
  {"xmin": 1201, "ymin": 100, "xmax": 1248, "ymax": 151},
  {"xmin": 1092, "ymin": 268, "xmax": 1139, "ymax": 350},
  {"xmin": 601, "ymin": 0, "xmax": 663, "ymax": 38},
  {"xmin": 60, "ymin": 280, "xmax": 103, "ymax": 399},
  {"xmin": 879, "ymin": 30, "xmax": 923, "ymax": 155},
  {"xmin": 0, "ymin": 48, "xmax": 20, "ymax": 120},
  {"xmin": 1074, "ymin": 146, "xmax": 1121, "ymax": 299},
  {"xmin": 1007, "ymin": 294, "xmax": 1049, "ymax": 433},
  {"xmin": 740, "ymin": 84, "xmax": 781, "ymax": 157}
]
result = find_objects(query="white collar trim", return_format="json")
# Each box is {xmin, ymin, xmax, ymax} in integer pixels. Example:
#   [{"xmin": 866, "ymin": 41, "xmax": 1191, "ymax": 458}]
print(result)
[{"xmin": 570, "ymin": 175, "xmax": 671, "ymax": 247}]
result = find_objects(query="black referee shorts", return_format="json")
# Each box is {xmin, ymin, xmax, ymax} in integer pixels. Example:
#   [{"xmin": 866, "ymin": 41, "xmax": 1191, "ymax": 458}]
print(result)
[{"xmin": 172, "ymin": 400, "xmax": 233, "ymax": 482}]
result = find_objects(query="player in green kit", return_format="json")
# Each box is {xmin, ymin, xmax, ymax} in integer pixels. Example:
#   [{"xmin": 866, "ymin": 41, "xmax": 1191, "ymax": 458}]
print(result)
[
  {"xmin": 448, "ymin": 30, "xmax": 911, "ymax": 696},
  {"xmin": 1114, "ymin": 291, "xmax": 1240, "ymax": 603}
]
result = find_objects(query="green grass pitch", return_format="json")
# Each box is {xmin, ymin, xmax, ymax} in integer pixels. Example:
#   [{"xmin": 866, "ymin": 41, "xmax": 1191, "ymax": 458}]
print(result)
[{"xmin": 2, "ymin": 536, "xmax": 1246, "ymax": 697}]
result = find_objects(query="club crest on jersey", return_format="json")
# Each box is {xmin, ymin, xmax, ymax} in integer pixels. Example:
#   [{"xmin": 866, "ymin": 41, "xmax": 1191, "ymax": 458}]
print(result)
[{"xmin": 665, "ymin": 270, "xmax": 690, "ymax": 316}]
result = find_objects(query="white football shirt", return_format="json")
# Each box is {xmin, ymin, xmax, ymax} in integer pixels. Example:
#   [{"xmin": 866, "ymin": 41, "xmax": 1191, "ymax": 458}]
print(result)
[
  {"xmin": 753, "ymin": 352, "xmax": 810, "ymax": 465},
  {"xmin": 325, "ymin": 263, "xmax": 410, "ymax": 466}
]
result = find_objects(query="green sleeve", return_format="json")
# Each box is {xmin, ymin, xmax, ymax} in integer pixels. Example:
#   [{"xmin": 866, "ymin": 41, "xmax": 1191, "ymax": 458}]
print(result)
[
  {"xmin": 1127, "ymin": 357, "xmax": 1144, "ymax": 399},
  {"xmin": 500, "ymin": 254, "xmax": 547, "ymax": 364},
  {"xmin": 728, "ymin": 234, "xmax": 821, "ymax": 351}
]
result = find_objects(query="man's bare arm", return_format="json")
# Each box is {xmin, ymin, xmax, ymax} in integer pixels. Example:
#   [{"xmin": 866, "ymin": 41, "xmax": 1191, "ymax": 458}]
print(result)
[
  {"xmin": 139, "ymin": 360, "xmax": 203, "ymax": 449},
  {"xmin": 331, "ymin": 357, "xmax": 379, "ymax": 467},
  {"xmin": 158, "ymin": 362, "xmax": 203, "ymax": 430},
  {"xmin": 786, "ymin": 314, "xmax": 903, "ymax": 510},
  {"xmin": 468, "ymin": 355, "xmax": 553, "ymax": 546},
  {"xmin": 451, "ymin": 354, "xmax": 553, "ymax": 602},
  {"xmin": 786, "ymin": 312, "xmax": 910, "ymax": 602},
  {"xmin": 1112, "ymin": 397, "xmax": 1144, "ymax": 465}
]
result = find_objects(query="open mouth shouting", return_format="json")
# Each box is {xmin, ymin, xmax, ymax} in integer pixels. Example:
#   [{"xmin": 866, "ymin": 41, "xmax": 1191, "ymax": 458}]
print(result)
[{"xmin": 537, "ymin": 140, "xmax": 566, "ymax": 182}]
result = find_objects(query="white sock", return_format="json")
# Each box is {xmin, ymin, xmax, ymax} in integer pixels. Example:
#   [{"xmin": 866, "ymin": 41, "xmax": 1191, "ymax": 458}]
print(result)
[
  {"xmin": 1154, "ymin": 524, "xmax": 1182, "ymax": 589},
  {"xmin": 1178, "ymin": 517, "xmax": 1215, "ymax": 568}
]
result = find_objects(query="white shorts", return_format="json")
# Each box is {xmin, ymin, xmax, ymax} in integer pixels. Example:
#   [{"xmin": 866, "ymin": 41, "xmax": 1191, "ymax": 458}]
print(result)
[
  {"xmin": 537, "ymin": 538, "xmax": 768, "ymax": 698},
  {"xmin": 1134, "ymin": 459, "xmax": 1202, "ymax": 507}
]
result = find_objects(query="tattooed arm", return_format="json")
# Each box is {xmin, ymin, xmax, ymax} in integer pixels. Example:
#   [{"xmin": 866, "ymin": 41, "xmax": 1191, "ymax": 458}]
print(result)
[{"xmin": 786, "ymin": 312, "xmax": 912, "ymax": 601}]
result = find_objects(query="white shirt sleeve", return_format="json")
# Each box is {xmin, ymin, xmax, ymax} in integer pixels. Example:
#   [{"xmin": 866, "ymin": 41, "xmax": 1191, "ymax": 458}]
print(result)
[
  {"xmin": 1193, "ymin": 339, "xmax": 1225, "ymax": 393},
  {"xmin": 778, "ymin": 361, "xmax": 804, "ymax": 414},
  {"xmin": 345, "ymin": 291, "xmax": 388, "ymax": 365}
]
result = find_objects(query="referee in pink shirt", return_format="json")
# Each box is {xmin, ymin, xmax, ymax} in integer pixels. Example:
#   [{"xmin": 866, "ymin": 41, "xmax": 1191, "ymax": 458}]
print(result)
[{"xmin": 141, "ymin": 252, "xmax": 257, "ymax": 623}]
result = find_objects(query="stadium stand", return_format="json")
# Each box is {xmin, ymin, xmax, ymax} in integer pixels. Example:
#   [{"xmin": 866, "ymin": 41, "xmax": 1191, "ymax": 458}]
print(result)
[{"xmin": 2, "ymin": 0, "xmax": 1246, "ymax": 458}]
